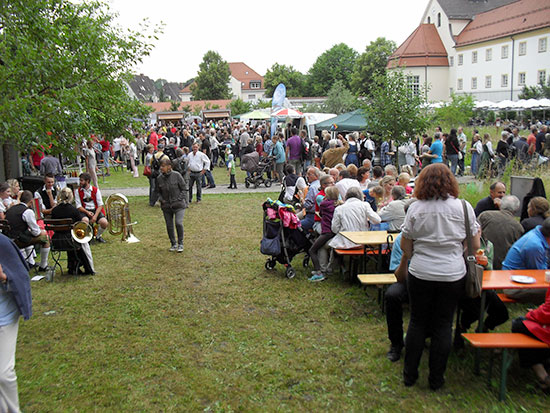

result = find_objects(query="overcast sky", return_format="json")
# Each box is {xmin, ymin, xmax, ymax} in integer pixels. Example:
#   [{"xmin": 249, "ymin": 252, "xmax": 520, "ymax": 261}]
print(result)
[{"xmin": 107, "ymin": 0, "xmax": 427, "ymax": 83}]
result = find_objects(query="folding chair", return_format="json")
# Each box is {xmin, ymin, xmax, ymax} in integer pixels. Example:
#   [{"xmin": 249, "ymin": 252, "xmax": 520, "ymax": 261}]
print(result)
[
  {"xmin": 43, "ymin": 218, "xmax": 81, "ymax": 279},
  {"xmin": 0, "ymin": 219, "xmax": 36, "ymax": 265}
]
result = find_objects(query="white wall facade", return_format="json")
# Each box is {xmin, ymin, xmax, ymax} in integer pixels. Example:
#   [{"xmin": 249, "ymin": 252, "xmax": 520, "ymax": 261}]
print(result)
[
  {"xmin": 454, "ymin": 28, "xmax": 550, "ymax": 101},
  {"xmin": 395, "ymin": 66, "xmax": 450, "ymax": 102}
]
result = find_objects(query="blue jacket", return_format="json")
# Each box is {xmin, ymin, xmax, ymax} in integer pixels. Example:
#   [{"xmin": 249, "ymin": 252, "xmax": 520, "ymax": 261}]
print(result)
[
  {"xmin": 0, "ymin": 234, "xmax": 32, "ymax": 320},
  {"xmin": 502, "ymin": 226, "xmax": 550, "ymax": 270}
]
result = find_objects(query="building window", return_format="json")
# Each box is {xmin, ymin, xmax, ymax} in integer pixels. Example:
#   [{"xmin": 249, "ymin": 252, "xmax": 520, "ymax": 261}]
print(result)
[
  {"xmin": 449, "ymin": 56, "xmax": 454, "ymax": 66},
  {"xmin": 458, "ymin": 54, "xmax": 463, "ymax": 65},
  {"xmin": 407, "ymin": 75, "xmax": 420, "ymax": 96},
  {"xmin": 518, "ymin": 72, "xmax": 526, "ymax": 86},
  {"xmin": 472, "ymin": 77, "xmax": 477, "ymax": 89},
  {"xmin": 539, "ymin": 70, "xmax": 547, "ymax": 85},
  {"xmin": 250, "ymin": 81, "xmax": 261, "ymax": 89},
  {"xmin": 427, "ymin": 16, "xmax": 431, "ymax": 24},
  {"xmin": 501, "ymin": 45, "xmax": 509, "ymax": 59},
  {"xmin": 486, "ymin": 48, "xmax": 492, "ymax": 61},
  {"xmin": 472, "ymin": 51, "xmax": 478, "ymax": 63},
  {"xmin": 457, "ymin": 78, "xmax": 463, "ymax": 90},
  {"xmin": 437, "ymin": 13, "xmax": 441, "ymax": 27},
  {"xmin": 519, "ymin": 41, "xmax": 527, "ymax": 56},
  {"xmin": 449, "ymin": 87, "xmax": 454, "ymax": 95},
  {"xmin": 540, "ymin": 38, "xmax": 548, "ymax": 53},
  {"xmin": 485, "ymin": 76, "xmax": 492, "ymax": 88},
  {"xmin": 248, "ymin": 94, "xmax": 256, "ymax": 100},
  {"xmin": 501, "ymin": 74, "xmax": 509, "ymax": 87}
]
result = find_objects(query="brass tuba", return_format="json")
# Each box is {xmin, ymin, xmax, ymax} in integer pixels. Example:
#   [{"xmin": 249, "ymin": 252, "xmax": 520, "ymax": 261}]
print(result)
[
  {"xmin": 105, "ymin": 193, "xmax": 140, "ymax": 243},
  {"xmin": 71, "ymin": 221, "xmax": 93, "ymax": 244}
]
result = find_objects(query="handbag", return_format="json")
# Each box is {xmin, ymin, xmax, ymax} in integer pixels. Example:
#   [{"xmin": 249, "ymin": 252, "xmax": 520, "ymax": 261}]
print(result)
[
  {"xmin": 462, "ymin": 199, "xmax": 483, "ymax": 298},
  {"xmin": 143, "ymin": 165, "xmax": 152, "ymax": 177}
]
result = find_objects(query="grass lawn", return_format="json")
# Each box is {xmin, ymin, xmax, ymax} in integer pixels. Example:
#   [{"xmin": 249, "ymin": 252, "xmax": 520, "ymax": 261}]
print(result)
[{"xmin": 16, "ymin": 189, "xmax": 548, "ymax": 412}]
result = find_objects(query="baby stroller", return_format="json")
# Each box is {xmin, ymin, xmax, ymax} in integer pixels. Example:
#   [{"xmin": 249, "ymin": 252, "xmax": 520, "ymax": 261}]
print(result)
[
  {"xmin": 261, "ymin": 198, "xmax": 312, "ymax": 279},
  {"xmin": 242, "ymin": 152, "xmax": 274, "ymax": 188}
]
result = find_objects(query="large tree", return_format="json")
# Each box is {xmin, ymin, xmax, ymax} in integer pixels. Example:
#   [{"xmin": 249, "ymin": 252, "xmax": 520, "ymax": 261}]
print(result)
[
  {"xmin": 363, "ymin": 70, "xmax": 430, "ymax": 144},
  {"xmin": 263, "ymin": 63, "xmax": 306, "ymax": 97},
  {"xmin": 0, "ymin": 0, "xmax": 155, "ymax": 155},
  {"xmin": 351, "ymin": 37, "xmax": 396, "ymax": 97},
  {"xmin": 190, "ymin": 51, "xmax": 231, "ymax": 100},
  {"xmin": 324, "ymin": 81, "xmax": 358, "ymax": 115},
  {"xmin": 307, "ymin": 43, "xmax": 358, "ymax": 96}
]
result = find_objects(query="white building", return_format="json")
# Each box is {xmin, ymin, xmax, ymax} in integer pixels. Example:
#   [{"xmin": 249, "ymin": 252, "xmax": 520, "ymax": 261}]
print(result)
[
  {"xmin": 180, "ymin": 62, "xmax": 266, "ymax": 103},
  {"xmin": 389, "ymin": 0, "xmax": 550, "ymax": 102}
]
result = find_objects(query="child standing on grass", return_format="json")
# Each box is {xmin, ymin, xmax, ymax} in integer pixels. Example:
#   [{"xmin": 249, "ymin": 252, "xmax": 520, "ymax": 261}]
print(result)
[{"xmin": 227, "ymin": 154, "xmax": 237, "ymax": 189}]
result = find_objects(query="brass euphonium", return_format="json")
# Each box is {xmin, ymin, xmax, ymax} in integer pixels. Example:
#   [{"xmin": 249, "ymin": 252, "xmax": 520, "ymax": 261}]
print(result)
[
  {"xmin": 105, "ymin": 193, "xmax": 140, "ymax": 243},
  {"xmin": 71, "ymin": 221, "xmax": 93, "ymax": 244}
]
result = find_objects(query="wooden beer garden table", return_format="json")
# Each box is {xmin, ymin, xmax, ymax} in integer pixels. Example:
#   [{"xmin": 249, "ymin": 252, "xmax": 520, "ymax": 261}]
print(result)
[{"xmin": 340, "ymin": 231, "xmax": 396, "ymax": 273}]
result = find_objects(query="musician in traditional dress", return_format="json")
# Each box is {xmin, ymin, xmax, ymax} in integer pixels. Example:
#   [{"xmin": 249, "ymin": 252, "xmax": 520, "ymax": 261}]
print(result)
[
  {"xmin": 34, "ymin": 173, "xmax": 57, "ymax": 219},
  {"xmin": 74, "ymin": 173, "xmax": 108, "ymax": 243}
]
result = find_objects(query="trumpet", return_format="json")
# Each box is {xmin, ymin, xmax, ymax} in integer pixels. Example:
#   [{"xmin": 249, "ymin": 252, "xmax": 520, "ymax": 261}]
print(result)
[{"xmin": 105, "ymin": 193, "xmax": 140, "ymax": 243}]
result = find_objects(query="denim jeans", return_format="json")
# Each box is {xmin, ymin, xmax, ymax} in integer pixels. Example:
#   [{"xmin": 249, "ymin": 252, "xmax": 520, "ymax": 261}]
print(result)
[
  {"xmin": 447, "ymin": 154, "xmax": 458, "ymax": 175},
  {"xmin": 162, "ymin": 208, "xmax": 185, "ymax": 246},
  {"xmin": 148, "ymin": 176, "xmax": 159, "ymax": 206},
  {"xmin": 189, "ymin": 172, "xmax": 202, "ymax": 202},
  {"xmin": 300, "ymin": 213, "xmax": 315, "ymax": 231},
  {"xmin": 471, "ymin": 152, "xmax": 480, "ymax": 175},
  {"xmin": 403, "ymin": 273, "xmax": 464, "ymax": 388}
]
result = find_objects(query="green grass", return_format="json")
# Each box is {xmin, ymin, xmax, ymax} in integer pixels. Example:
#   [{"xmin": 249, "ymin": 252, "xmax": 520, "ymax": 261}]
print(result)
[{"xmin": 16, "ymin": 188, "xmax": 548, "ymax": 412}]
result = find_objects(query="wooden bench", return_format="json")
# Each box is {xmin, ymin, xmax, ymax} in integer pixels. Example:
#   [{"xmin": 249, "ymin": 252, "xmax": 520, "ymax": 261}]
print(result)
[
  {"xmin": 334, "ymin": 248, "xmax": 364, "ymax": 281},
  {"xmin": 357, "ymin": 273, "xmax": 397, "ymax": 311},
  {"xmin": 496, "ymin": 293, "xmax": 518, "ymax": 304},
  {"xmin": 462, "ymin": 333, "xmax": 550, "ymax": 401}
]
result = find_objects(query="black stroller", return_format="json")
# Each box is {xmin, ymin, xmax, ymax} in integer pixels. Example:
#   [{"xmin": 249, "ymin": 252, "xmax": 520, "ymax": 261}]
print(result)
[
  {"xmin": 242, "ymin": 152, "xmax": 274, "ymax": 188},
  {"xmin": 261, "ymin": 198, "xmax": 312, "ymax": 278}
]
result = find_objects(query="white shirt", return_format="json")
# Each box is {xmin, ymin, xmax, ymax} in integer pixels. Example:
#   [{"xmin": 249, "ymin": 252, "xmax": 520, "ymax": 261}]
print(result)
[
  {"xmin": 74, "ymin": 186, "xmax": 104, "ymax": 211},
  {"xmin": 474, "ymin": 140, "xmax": 483, "ymax": 155},
  {"xmin": 485, "ymin": 141, "xmax": 495, "ymax": 157},
  {"xmin": 405, "ymin": 142, "xmax": 417, "ymax": 165},
  {"xmin": 378, "ymin": 199, "xmax": 407, "ymax": 232},
  {"xmin": 401, "ymin": 197, "xmax": 479, "ymax": 282},
  {"xmin": 283, "ymin": 177, "xmax": 307, "ymax": 203},
  {"xmin": 113, "ymin": 137, "xmax": 122, "ymax": 151},
  {"xmin": 187, "ymin": 151, "xmax": 210, "ymax": 172},
  {"xmin": 335, "ymin": 178, "xmax": 361, "ymax": 200},
  {"xmin": 328, "ymin": 198, "xmax": 381, "ymax": 249},
  {"xmin": 22, "ymin": 208, "xmax": 41, "ymax": 237}
]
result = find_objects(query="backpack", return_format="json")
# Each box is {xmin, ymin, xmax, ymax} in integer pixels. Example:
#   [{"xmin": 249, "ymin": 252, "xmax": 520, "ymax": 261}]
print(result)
[
  {"xmin": 300, "ymin": 139, "xmax": 309, "ymax": 161},
  {"xmin": 163, "ymin": 145, "xmax": 177, "ymax": 160},
  {"xmin": 151, "ymin": 153, "xmax": 168, "ymax": 178}
]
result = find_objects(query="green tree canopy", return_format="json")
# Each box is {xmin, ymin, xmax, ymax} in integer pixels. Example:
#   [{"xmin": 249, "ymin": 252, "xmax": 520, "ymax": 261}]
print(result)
[
  {"xmin": 519, "ymin": 78, "xmax": 550, "ymax": 99},
  {"xmin": 264, "ymin": 63, "xmax": 306, "ymax": 97},
  {"xmin": 229, "ymin": 98, "xmax": 251, "ymax": 116},
  {"xmin": 432, "ymin": 94, "xmax": 475, "ymax": 129},
  {"xmin": 0, "ymin": 0, "xmax": 156, "ymax": 154},
  {"xmin": 351, "ymin": 37, "xmax": 396, "ymax": 97},
  {"xmin": 307, "ymin": 43, "xmax": 358, "ymax": 96},
  {"xmin": 363, "ymin": 70, "xmax": 430, "ymax": 144},
  {"xmin": 324, "ymin": 81, "xmax": 358, "ymax": 115},
  {"xmin": 190, "ymin": 51, "xmax": 231, "ymax": 100}
]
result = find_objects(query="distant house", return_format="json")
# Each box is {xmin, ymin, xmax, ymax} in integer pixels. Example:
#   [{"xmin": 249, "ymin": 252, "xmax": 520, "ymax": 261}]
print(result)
[
  {"xmin": 181, "ymin": 62, "xmax": 266, "ymax": 103},
  {"xmin": 388, "ymin": 0, "xmax": 550, "ymax": 101},
  {"xmin": 128, "ymin": 74, "xmax": 159, "ymax": 102},
  {"xmin": 144, "ymin": 100, "xmax": 232, "ymax": 124},
  {"xmin": 162, "ymin": 82, "xmax": 184, "ymax": 101}
]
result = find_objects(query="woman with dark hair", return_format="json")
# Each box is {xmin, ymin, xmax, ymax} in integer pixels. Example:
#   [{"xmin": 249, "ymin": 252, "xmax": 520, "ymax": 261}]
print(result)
[
  {"xmin": 520, "ymin": 177, "xmax": 546, "ymax": 221},
  {"xmin": 444, "ymin": 128, "xmax": 460, "ymax": 175},
  {"xmin": 396, "ymin": 163, "xmax": 480, "ymax": 390},
  {"xmin": 521, "ymin": 196, "xmax": 550, "ymax": 233}
]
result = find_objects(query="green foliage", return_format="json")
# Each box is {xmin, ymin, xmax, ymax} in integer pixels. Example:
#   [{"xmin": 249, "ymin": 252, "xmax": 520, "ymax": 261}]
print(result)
[
  {"xmin": 169, "ymin": 101, "xmax": 180, "ymax": 111},
  {"xmin": 351, "ymin": 37, "xmax": 396, "ymax": 97},
  {"xmin": 324, "ymin": 80, "xmax": 359, "ymax": 115},
  {"xmin": 190, "ymin": 51, "xmax": 231, "ymax": 100},
  {"xmin": 519, "ymin": 78, "xmax": 550, "ymax": 99},
  {"xmin": 181, "ymin": 104, "xmax": 192, "ymax": 113},
  {"xmin": 0, "ymin": 0, "xmax": 157, "ymax": 153},
  {"xmin": 229, "ymin": 98, "xmax": 251, "ymax": 116},
  {"xmin": 252, "ymin": 100, "xmax": 271, "ymax": 109},
  {"xmin": 154, "ymin": 78, "xmax": 167, "ymax": 93},
  {"xmin": 192, "ymin": 105, "xmax": 202, "ymax": 116},
  {"xmin": 363, "ymin": 70, "xmax": 429, "ymax": 144},
  {"xmin": 307, "ymin": 43, "xmax": 358, "ymax": 96},
  {"xmin": 264, "ymin": 63, "xmax": 307, "ymax": 97},
  {"xmin": 432, "ymin": 94, "xmax": 475, "ymax": 129}
]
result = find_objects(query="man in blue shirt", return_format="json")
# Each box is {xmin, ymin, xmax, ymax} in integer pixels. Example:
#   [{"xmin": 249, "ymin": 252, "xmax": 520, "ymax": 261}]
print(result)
[
  {"xmin": 426, "ymin": 132, "xmax": 443, "ymax": 164},
  {"xmin": 502, "ymin": 218, "xmax": 550, "ymax": 303}
]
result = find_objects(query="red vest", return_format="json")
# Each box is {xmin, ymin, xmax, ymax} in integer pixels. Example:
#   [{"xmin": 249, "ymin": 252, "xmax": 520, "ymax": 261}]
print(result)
[{"xmin": 78, "ymin": 186, "xmax": 105, "ymax": 214}]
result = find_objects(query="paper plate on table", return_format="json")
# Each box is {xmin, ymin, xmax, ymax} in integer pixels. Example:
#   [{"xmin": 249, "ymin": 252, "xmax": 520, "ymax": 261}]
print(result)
[{"xmin": 510, "ymin": 275, "xmax": 536, "ymax": 284}]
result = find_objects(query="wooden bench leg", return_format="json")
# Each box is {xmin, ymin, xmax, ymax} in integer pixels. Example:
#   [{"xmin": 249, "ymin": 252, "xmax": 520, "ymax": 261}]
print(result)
[
  {"xmin": 488, "ymin": 350, "xmax": 494, "ymax": 388},
  {"xmin": 499, "ymin": 349, "xmax": 513, "ymax": 401}
]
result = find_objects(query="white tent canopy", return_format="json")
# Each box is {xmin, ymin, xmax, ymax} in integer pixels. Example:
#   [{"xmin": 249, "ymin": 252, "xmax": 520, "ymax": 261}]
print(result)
[{"xmin": 471, "ymin": 98, "xmax": 550, "ymax": 111}]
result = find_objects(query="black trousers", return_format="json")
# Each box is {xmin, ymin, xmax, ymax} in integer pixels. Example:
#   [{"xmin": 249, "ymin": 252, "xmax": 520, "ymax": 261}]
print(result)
[
  {"xmin": 511, "ymin": 317, "xmax": 550, "ymax": 368},
  {"xmin": 459, "ymin": 291, "xmax": 509, "ymax": 331},
  {"xmin": 386, "ymin": 281, "xmax": 409, "ymax": 348},
  {"xmin": 404, "ymin": 273, "xmax": 464, "ymax": 388}
]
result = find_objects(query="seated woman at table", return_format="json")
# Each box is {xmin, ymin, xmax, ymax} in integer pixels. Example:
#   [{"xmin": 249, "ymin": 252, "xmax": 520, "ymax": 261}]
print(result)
[
  {"xmin": 51, "ymin": 188, "xmax": 95, "ymax": 275},
  {"xmin": 399, "ymin": 163, "xmax": 480, "ymax": 390},
  {"xmin": 377, "ymin": 185, "xmax": 407, "ymax": 232},
  {"xmin": 363, "ymin": 185, "xmax": 383, "ymax": 212},
  {"xmin": 328, "ymin": 187, "xmax": 381, "ymax": 250},
  {"xmin": 511, "ymin": 286, "xmax": 550, "ymax": 391},
  {"xmin": 378, "ymin": 176, "xmax": 396, "ymax": 208},
  {"xmin": 521, "ymin": 197, "xmax": 550, "ymax": 233}
]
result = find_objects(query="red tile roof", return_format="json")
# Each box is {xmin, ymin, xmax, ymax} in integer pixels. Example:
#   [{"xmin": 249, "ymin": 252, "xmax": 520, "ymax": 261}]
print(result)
[
  {"xmin": 228, "ymin": 62, "xmax": 264, "ymax": 90},
  {"xmin": 387, "ymin": 24, "xmax": 449, "ymax": 68},
  {"xmin": 455, "ymin": 0, "xmax": 550, "ymax": 47},
  {"xmin": 145, "ymin": 100, "xmax": 232, "ymax": 113},
  {"xmin": 181, "ymin": 83, "xmax": 193, "ymax": 93}
]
